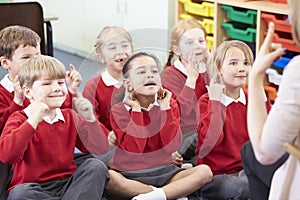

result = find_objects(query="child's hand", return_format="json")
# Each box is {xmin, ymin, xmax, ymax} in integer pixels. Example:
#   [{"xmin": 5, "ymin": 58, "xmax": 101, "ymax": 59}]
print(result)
[
  {"xmin": 27, "ymin": 97, "xmax": 49, "ymax": 129},
  {"xmin": 123, "ymin": 85, "xmax": 141, "ymax": 112},
  {"xmin": 66, "ymin": 64, "xmax": 82, "ymax": 96},
  {"xmin": 157, "ymin": 87, "xmax": 172, "ymax": 110},
  {"xmin": 108, "ymin": 131, "xmax": 118, "ymax": 146},
  {"xmin": 73, "ymin": 88, "xmax": 96, "ymax": 122},
  {"xmin": 172, "ymin": 151, "xmax": 183, "ymax": 167},
  {"xmin": 13, "ymin": 76, "xmax": 25, "ymax": 106},
  {"xmin": 206, "ymin": 74, "xmax": 225, "ymax": 101}
]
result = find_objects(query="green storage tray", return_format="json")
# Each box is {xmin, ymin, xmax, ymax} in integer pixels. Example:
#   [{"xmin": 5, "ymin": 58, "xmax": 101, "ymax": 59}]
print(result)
[
  {"xmin": 221, "ymin": 22, "xmax": 257, "ymax": 42},
  {"xmin": 221, "ymin": 5, "xmax": 257, "ymax": 25}
]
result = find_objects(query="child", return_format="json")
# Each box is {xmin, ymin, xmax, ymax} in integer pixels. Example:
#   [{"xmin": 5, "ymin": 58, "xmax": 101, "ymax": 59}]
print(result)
[
  {"xmin": 195, "ymin": 40, "xmax": 271, "ymax": 199},
  {"xmin": 0, "ymin": 25, "xmax": 82, "ymax": 198},
  {"xmin": 162, "ymin": 19, "xmax": 210, "ymax": 165},
  {"xmin": 0, "ymin": 55, "xmax": 110, "ymax": 199},
  {"xmin": 0, "ymin": 25, "xmax": 81, "ymax": 133},
  {"xmin": 110, "ymin": 52, "xmax": 212, "ymax": 200},
  {"xmin": 83, "ymin": 26, "xmax": 133, "ymax": 132}
]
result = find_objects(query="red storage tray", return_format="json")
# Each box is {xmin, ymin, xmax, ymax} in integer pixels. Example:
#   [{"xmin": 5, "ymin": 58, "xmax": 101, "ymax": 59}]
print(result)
[
  {"xmin": 261, "ymin": 13, "xmax": 291, "ymax": 33},
  {"xmin": 272, "ymin": 32, "xmax": 300, "ymax": 53},
  {"xmin": 270, "ymin": 0, "xmax": 287, "ymax": 4}
]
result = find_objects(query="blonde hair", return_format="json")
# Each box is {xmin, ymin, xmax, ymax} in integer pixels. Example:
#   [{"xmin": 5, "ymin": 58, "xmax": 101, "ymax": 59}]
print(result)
[
  {"xmin": 0, "ymin": 25, "xmax": 40, "ymax": 59},
  {"xmin": 19, "ymin": 55, "xmax": 66, "ymax": 88},
  {"xmin": 288, "ymin": 0, "xmax": 300, "ymax": 48},
  {"xmin": 211, "ymin": 40, "xmax": 253, "ymax": 78},
  {"xmin": 166, "ymin": 19, "xmax": 207, "ymax": 66},
  {"xmin": 94, "ymin": 26, "xmax": 133, "ymax": 54}
]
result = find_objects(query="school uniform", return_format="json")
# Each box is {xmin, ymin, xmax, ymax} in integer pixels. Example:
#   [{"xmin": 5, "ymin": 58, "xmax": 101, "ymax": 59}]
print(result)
[
  {"xmin": 162, "ymin": 60, "xmax": 208, "ymax": 162},
  {"xmin": 109, "ymin": 98, "xmax": 183, "ymax": 186},
  {"xmin": 0, "ymin": 106, "xmax": 110, "ymax": 199},
  {"xmin": 83, "ymin": 70, "xmax": 123, "ymax": 132},
  {"xmin": 0, "ymin": 74, "xmax": 73, "ymax": 133},
  {"xmin": 196, "ymin": 89, "xmax": 271, "ymax": 199}
]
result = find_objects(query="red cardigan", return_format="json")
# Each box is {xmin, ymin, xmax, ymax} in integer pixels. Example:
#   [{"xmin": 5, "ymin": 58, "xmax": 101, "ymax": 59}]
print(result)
[
  {"xmin": 0, "ymin": 109, "xmax": 109, "ymax": 192},
  {"xmin": 83, "ymin": 76, "xmax": 123, "ymax": 132},
  {"xmin": 110, "ymin": 99, "xmax": 182, "ymax": 172},
  {"xmin": 162, "ymin": 65, "xmax": 207, "ymax": 134},
  {"xmin": 196, "ymin": 92, "xmax": 272, "ymax": 174}
]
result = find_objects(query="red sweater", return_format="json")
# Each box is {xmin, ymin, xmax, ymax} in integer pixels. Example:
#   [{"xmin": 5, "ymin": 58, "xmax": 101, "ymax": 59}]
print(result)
[
  {"xmin": 83, "ymin": 76, "xmax": 123, "ymax": 132},
  {"xmin": 110, "ymin": 99, "xmax": 182, "ymax": 172},
  {"xmin": 196, "ymin": 93, "xmax": 272, "ymax": 174},
  {"xmin": 162, "ymin": 65, "xmax": 207, "ymax": 134},
  {"xmin": 0, "ymin": 109, "xmax": 109, "ymax": 192},
  {"xmin": 0, "ymin": 84, "xmax": 72, "ymax": 134}
]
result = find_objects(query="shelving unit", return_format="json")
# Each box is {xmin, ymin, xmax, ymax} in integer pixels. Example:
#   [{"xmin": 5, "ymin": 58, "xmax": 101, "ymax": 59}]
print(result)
[
  {"xmin": 176, "ymin": 0, "xmax": 289, "ymax": 55},
  {"xmin": 176, "ymin": 0, "xmax": 294, "ymax": 101}
]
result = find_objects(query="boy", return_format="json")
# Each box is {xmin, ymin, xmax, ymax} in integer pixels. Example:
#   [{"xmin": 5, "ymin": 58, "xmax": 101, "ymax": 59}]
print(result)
[
  {"xmin": 0, "ymin": 25, "xmax": 82, "ymax": 199},
  {"xmin": 0, "ymin": 55, "xmax": 110, "ymax": 199}
]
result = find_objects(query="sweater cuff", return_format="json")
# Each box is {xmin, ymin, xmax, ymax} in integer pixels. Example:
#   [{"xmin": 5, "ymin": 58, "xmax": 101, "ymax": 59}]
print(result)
[
  {"xmin": 22, "ymin": 121, "xmax": 36, "ymax": 139},
  {"xmin": 10, "ymin": 101, "xmax": 23, "ymax": 113},
  {"xmin": 181, "ymin": 85, "xmax": 195, "ymax": 97},
  {"xmin": 131, "ymin": 111, "xmax": 144, "ymax": 125}
]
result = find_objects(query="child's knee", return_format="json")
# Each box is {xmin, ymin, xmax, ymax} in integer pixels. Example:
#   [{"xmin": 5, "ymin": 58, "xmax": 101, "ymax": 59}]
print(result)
[
  {"xmin": 106, "ymin": 170, "xmax": 125, "ymax": 191},
  {"xmin": 8, "ymin": 183, "xmax": 38, "ymax": 199},
  {"xmin": 196, "ymin": 164, "xmax": 213, "ymax": 183},
  {"xmin": 83, "ymin": 158, "xmax": 109, "ymax": 179}
]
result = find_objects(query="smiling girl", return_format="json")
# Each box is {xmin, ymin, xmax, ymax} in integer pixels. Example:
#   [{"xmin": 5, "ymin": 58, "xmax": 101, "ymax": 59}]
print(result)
[{"xmin": 196, "ymin": 40, "xmax": 272, "ymax": 199}]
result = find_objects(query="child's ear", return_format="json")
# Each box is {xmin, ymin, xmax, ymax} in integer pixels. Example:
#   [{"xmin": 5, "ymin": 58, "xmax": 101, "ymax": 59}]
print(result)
[
  {"xmin": 123, "ymin": 78, "xmax": 133, "ymax": 92},
  {"xmin": 172, "ymin": 45, "xmax": 181, "ymax": 56},
  {"xmin": 97, "ymin": 53, "xmax": 105, "ymax": 64},
  {"xmin": 0, "ymin": 56, "xmax": 10, "ymax": 70},
  {"xmin": 22, "ymin": 86, "xmax": 33, "ymax": 100}
]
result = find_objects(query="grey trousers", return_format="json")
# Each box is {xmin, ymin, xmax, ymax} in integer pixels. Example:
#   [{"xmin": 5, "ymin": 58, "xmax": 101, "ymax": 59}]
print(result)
[
  {"xmin": 8, "ymin": 158, "xmax": 109, "ymax": 200},
  {"xmin": 200, "ymin": 170, "xmax": 250, "ymax": 200}
]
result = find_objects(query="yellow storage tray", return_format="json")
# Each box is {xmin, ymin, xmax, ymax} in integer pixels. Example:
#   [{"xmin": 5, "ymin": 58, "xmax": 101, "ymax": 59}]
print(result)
[
  {"xmin": 179, "ymin": 13, "xmax": 214, "ymax": 34},
  {"xmin": 179, "ymin": 0, "xmax": 214, "ymax": 18},
  {"xmin": 206, "ymin": 35, "xmax": 214, "ymax": 50}
]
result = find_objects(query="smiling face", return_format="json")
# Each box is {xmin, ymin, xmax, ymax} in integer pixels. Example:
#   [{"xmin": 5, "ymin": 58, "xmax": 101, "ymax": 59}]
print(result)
[
  {"xmin": 125, "ymin": 55, "xmax": 161, "ymax": 98},
  {"xmin": 219, "ymin": 47, "xmax": 251, "ymax": 90},
  {"xmin": 2, "ymin": 44, "xmax": 40, "ymax": 81},
  {"xmin": 27, "ymin": 76, "xmax": 68, "ymax": 109},
  {"xmin": 175, "ymin": 28, "xmax": 207, "ymax": 65},
  {"xmin": 100, "ymin": 34, "xmax": 133, "ymax": 72}
]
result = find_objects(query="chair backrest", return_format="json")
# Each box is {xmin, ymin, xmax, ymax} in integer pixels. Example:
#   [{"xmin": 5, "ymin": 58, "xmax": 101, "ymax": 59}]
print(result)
[{"xmin": 0, "ymin": 2, "xmax": 46, "ymax": 55}]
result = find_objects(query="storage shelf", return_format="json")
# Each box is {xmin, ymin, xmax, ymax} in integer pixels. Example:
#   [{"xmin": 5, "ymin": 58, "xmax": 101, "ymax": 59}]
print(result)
[{"xmin": 176, "ymin": 0, "xmax": 291, "ymax": 100}]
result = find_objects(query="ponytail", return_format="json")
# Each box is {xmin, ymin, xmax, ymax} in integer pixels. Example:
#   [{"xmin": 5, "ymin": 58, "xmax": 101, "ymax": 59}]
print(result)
[{"xmin": 165, "ymin": 50, "xmax": 174, "ymax": 67}]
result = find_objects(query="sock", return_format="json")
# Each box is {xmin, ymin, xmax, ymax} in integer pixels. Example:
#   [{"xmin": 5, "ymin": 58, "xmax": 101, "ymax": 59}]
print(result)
[{"xmin": 131, "ymin": 188, "xmax": 166, "ymax": 200}]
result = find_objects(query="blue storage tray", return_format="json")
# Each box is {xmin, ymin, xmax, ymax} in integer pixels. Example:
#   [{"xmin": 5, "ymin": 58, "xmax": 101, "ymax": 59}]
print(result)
[{"xmin": 272, "ymin": 56, "xmax": 291, "ymax": 68}]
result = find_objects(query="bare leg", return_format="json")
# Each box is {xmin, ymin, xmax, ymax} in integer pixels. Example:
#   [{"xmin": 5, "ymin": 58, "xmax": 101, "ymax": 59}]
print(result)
[
  {"xmin": 105, "ymin": 170, "xmax": 153, "ymax": 198},
  {"xmin": 162, "ymin": 164, "xmax": 212, "ymax": 199}
]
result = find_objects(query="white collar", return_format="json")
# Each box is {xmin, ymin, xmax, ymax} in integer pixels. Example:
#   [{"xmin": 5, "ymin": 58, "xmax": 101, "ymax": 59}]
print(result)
[
  {"xmin": 124, "ymin": 94, "xmax": 160, "ymax": 112},
  {"xmin": 24, "ymin": 105, "xmax": 65, "ymax": 124},
  {"xmin": 0, "ymin": 74, "xmax": 14, "ymax": 93},
  {"xmin": 173, "ymin": 59, "xmax": 207, "ymax": 76},
  {"xmin": 102, "ymin": 70, "xmax": 122, "ymax": 89},
  {"xmin": 220, "ymin": 88, "xmax": 246, "ymax": 106}
]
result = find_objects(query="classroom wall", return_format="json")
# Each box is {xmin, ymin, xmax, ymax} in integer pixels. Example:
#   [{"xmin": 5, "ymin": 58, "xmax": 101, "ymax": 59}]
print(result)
[{"xmin": 13, "ymin": 0, "xmax": 175, "ymax": 63}]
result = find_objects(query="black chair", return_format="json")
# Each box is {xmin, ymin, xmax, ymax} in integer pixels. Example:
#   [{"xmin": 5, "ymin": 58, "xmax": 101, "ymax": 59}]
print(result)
[{"xmin": 0, "ymin": 2, "xmax": 47, "ymax": 55}]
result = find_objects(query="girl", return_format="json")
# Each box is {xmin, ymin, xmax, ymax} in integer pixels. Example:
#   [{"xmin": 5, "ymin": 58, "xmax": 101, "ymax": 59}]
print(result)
[
  {"xmin": 162, "ymin": 19, "xmax": 210, "ymax": 165},
  {"xmin": 110, "ymin": 52, "xmax": 212, "ymax": 200},
  {"xmin": 83, "ymin": 26, "xmax": 133, "ymax": 132},
  {"xmin": 196, "ymin": 40, "xmax": 271, "ymax": 199}
]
